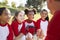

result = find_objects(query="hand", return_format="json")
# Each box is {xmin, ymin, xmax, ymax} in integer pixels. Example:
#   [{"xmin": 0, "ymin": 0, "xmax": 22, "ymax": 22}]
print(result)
[{"xmin": 26, "ymin": 32, "xmax": 33, "ymax": 40}]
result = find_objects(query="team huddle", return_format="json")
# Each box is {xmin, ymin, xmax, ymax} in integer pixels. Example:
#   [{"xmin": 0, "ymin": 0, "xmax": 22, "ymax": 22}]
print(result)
[
  {"xmin": 0, "ymin": 7, "xmax": 49, "ymax": 40},
  {"xmin": 0, "ymin": 0, "xmax": 60, "ymax": 40}
]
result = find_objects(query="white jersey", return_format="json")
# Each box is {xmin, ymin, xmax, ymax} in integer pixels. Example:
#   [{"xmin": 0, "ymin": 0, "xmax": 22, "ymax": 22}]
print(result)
[
  {"xmin": 18, "ymin": 23, "xmax": 23, "ymax": 32},
  {"xmin": 40, "ymin": 20, "xmax": 48, "ymax": 39},
  {"xmin": 25, "ymin": 22, "xmax": 35, "ymax": 28},
  {"xmin": 0, "ymin": 25, "xmax": 9, "ymax": 40}
]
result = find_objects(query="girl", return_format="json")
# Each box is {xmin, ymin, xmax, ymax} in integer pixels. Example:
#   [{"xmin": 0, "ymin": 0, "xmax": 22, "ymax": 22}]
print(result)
[
  {"xmin": 0, "ymin": 7, "xmax": 13, "ymax": 40},
  {"xmin": 36, "ymin": 9, "xmax": 49, "ymax": 40},
  {"xmin": 11, "ymin": 11, "xmax": 26, "ymax": 40},
  {"xmin": 24, "ymin": 8, "xmax": 36, "ymax": 40}
]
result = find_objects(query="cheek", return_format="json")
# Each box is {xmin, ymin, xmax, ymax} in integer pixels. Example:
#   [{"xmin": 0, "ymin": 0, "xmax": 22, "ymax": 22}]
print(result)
[
  {"xmin": 17, "ymin": 16, "xmax": 24, "ymax": 21},
  {"xmin": 41, "ymin": 14, "xmax": 44, "ymax": 17},
  {"xmin": 45, "ymin": 15, "xmax": 48, "ymax": 18},
  {"xmin": 27, "ymin": 15, "xmax": 34, "ymax": 19},
  {"xmin": 30, "ymin": 15, "xmax": 34, "ymax": 18},
  {"xmin": 1, "ymin": 16, "xmax": 8, "ymax": 22},
  {"xmin": 4, "ymin": 16, "xmax": 10, "ymax": 21}
]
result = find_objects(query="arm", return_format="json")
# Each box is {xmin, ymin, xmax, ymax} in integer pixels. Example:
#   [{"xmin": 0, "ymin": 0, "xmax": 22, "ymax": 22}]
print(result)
[
  {"xmin": 15, "ymin": 23, "xmax": 26, "ymax": 39},
  {"xmin": 7, "ymin": 25, "xmax": 13, "ymax": 40},
  {"xmin": 15, "ymin": 33, "xmax": 24, "ymax": 40}
]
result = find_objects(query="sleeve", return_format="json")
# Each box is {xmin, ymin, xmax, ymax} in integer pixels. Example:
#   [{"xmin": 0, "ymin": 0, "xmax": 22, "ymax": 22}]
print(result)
[
  {"xmin": 20, "ymin": 22, "xmax": 26, "ymax": 35},
  {"xmin": 45, "ymin": 11, "xmax": 60, "ymax": 40},
  {"xmin": 33, "ymin": 21, "xmax": 37, "ymax": 33},
  {"xmin": 35, "ymin": 19, "xmax": 41, "ymax": 31},
  {"xmin": 11, "ymin": 22, "xmax": 19, "ymax": 36},
  {"xmin": 7, "ymin": 25, "xmax": 13, "ymax": 40}
]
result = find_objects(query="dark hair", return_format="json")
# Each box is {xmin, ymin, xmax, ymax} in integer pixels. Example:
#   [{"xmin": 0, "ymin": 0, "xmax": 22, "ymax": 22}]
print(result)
[
  {"xmin": 0, "ymin": 7, "xmax": 6, "ymax": 15},
  {"xmin": 24, "ymin": 8, "xmax": 36, "ymax": 15},
  {"xmin": 13, "ymin": 11, "xmax": 20, "ymax": 21},
  {"xmin": 45, "ymin": 15, "xmax": 49, "ymax": 21},
  {"xmin": 41, "ymin": 9, "xmax": 49, "ymax": 21}
]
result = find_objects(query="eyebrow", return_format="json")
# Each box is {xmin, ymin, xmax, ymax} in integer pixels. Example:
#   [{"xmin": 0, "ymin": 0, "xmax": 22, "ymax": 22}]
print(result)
[{"xmin": 55, "ymin": 0, "xmax": 60, "ymax": 1}]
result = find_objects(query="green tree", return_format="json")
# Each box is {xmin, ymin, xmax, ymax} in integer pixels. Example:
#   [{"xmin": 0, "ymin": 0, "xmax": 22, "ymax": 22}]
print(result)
[
  {"xmin": 0, "ymin": 0, "xmax": 9, "ymax": 8},
  {"xmin": 17, "ymin": 4, "xmax": 25, "ymax": 10},
  {"xmin": 11, "ymin": 2, "xmax": 16, "ymax": 8},
  {"xmin": 26, "ymin": 0, "xmax": 46, "ymax": 12}
]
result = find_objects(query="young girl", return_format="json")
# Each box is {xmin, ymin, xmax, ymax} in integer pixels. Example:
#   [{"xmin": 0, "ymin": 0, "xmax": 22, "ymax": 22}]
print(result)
[
  {"xmin": 24, "ymin": 8, "xmax": 36, "ymax": 40},
  {"xmin": 36, "ymin": 9, "xmax": 49, "ymax": 40},
  {"xmin": 0, "ymin": 7, "xmax": 13, "ymax": 40},
  {"xmin": 11, "ymin": 11, "xmax": 26, "ymax": 40}
]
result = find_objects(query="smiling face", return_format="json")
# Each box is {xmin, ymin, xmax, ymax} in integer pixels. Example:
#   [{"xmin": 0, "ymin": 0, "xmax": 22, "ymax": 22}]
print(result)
[
  {"xmin": 15, "ymin": 11, "xmax": 25, "ymax": 23},
  {"xmin": 0, "ymin": 9, "xmax": 11, "ymax": 23},
  {"xmin": 27, "ymin": 11, "xmax": 34, "ymax": 20},
  {"xmin": 40, "ymin": 11, "xmax": 48, "ymax": 20}
]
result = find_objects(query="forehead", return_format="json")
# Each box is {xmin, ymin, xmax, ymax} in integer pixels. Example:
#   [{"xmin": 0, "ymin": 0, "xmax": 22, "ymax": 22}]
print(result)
[
  {"xmin": 41, "ymin": 11, "xmax": 48, "ymax": 14},
  {"xmin": 2, "ymin": 9, "xmax": 11, "ymax": 15},
  {"xmin": 18, "ymin": 12, "xmax": 25, "ymax": 15},
  {"xmin": 28, "ymin": 11, "xmax": 34, "ymax": 14}
]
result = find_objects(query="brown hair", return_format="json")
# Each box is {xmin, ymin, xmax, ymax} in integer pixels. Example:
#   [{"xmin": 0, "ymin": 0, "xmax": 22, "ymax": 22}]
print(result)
[
  {"xmin": 24, "ymin": 8, "xmax": 36, "ymax": 15},
  {"xmin": 13, "ymin": 11, "xmax": 21, "ymax": 21},
  {"xmin": 0, "ymin": 7, "xmax": 6, "ymax": 16}
]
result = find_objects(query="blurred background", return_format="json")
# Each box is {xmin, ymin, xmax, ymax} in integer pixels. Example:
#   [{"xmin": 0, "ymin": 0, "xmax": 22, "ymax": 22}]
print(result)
[{"xmin": 0, "ymin": 0, "xmax": 53, "ymax": 24}]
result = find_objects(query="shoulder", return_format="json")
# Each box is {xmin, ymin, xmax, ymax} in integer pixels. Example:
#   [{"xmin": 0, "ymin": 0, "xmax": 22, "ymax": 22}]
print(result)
[
  {"xmin": 7, "ymin": 23, "xmax": 12, "ymax": 31},
  {"xmin": 51, "ymin": 10, "xmax": 60, "ymax": 22},
  {"xmin": 23, "ymin": 19, "xmax": 27, "ymax": 23},
  {"xmin": 36, "ymin": 18, "xmax": 41, "ymax": 22},
  {"xmin": 54, "ymin": 10, "xmax": 60, "ymax": 17},
  {"xmin": 32, "ymin": 20, "xmax": 36, "ymax": 23},
  {"xmin": 24, "ymin": 19, "xmax": 27, "ymax": 22},
  {"xmin": 11, "ymin": 20, "xmax": 18, "ymax": 25}
]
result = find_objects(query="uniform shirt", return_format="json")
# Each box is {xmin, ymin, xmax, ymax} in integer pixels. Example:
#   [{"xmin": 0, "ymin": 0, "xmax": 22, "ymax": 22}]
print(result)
[
  {"xmin": 45, "ymin": 10, "xmax": 60, "ymax": 40},
  {"xmin": 11, "ymin": 20, "xmax": 26, "ymax": 36},
  {"xmin": 0, "ymin": 23, "xmax": 13, "ymax": 40},
  {"xmin": 36, "ymin": 18, "xmax": 48, "ymax": 39},
  {"xmin": 24, "ymin": 19, "xmax": 36, "ymax": 35}
]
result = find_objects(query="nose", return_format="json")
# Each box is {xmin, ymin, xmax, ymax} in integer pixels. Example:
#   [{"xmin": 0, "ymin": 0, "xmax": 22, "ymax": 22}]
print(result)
[{"xmin": 8, "ymin": 14, "xmax": 11, "ymax": 19}]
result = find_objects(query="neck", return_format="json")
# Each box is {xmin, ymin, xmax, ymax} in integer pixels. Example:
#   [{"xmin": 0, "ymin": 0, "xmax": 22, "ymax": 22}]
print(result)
[
  {"xmin": 41, "ymin": 18, "xmax": 45, "ymax": 20},
  {"xmin": 18, "ymin": 21, "xmax": 22, "ymax": 24},
  {"xmin": 27, "ymin": 19, "xmax": 33, "ymax": 23},
  {"xmin": 28, "ymin": 19, "xmax": 32, "ymax": 21},
  {"xmin": 17, "ymin": 20, "xmax": 22, "ymax": 24},
  {"xmin": 0, "ymin": 21, "xmax": 6, "ymax": 25}
]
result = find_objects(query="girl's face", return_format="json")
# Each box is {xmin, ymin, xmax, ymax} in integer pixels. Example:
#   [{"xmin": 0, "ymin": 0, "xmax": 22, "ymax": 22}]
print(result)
[
  {"xmin": 27, "ymin": 11, "xmax": 34, "ymax": 20},
  {"xmin": 16, "ymin": 12, "xmax": 25, "ymax": 23},
  {"xmin": 40, "ymin": 11, "xmax": 48, "ymax": 20},
  {"xmin": 0, "ymin": 9, "xmax": 11, "ymax": 23}
]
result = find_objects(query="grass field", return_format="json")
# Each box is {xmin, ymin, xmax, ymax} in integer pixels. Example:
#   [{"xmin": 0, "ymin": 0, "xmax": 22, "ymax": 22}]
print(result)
[{"xmin": 9, "ymin": 13, "xmax": 53, "ymax": 24}]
